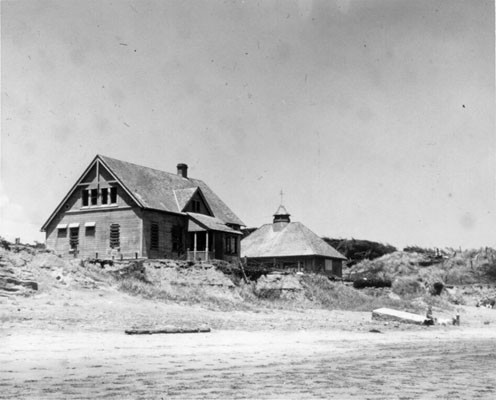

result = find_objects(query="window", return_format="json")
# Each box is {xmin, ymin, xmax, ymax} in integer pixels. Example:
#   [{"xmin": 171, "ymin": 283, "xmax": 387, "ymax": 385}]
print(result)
[
  {"xmin": 85, "ymin": 222, "xmax": 96, "ymax": 236},
  {"xmin": 191, "ymin": 200, "xmax": 200, "ymax": 213},
  {"xmin": 69, "ymin": 227, "xmax": 79, "ymax": 249},
  {"xmin": 110, "ymin": 187, "xmax": 117, "ymax": 204},
  {"xmin": 225, "ymin": 236, "xmax": 237, "ymax": 254},
  {"xmin": 82, "ymin": 187, "xmax": 117, "ymax": 207},
  {"xmin": 90, "ymin": 189, "xmax": 98, "ymax": 205},
  {"xmin": 109, "ymin": 224, "xmax": 120, "ymax": 249},
  {"xmin": 101, "ymin": 188, "xmax": 108, "ymax": 205},
  {"xmin": 82, "ymin": 190, "xmax": 89, "ymax": 206},
  {"xmin": 150, "ymin": 223, "xmax": 159, "ymax": 250},
  {"xmin": 172, "ymin": 225, "xmax": 183, "ymax": 253},
  {"xmin": 57, "ymin": 228, "xmax": 67, "ymax": 238}
]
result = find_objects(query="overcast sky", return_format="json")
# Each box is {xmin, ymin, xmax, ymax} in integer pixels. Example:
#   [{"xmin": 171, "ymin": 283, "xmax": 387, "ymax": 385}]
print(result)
[{"xmin": 1, "ymin": 0, "xmax": 494, "ymax": 249}]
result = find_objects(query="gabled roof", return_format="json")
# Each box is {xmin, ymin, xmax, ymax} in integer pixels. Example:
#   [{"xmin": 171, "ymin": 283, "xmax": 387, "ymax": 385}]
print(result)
[
  {"xmin": 241, "ymin": 221, "xmax": 346, "ymax": 260},
  {"xmin": 98, "ymin": 155, "xmax": 243, "ymax": 225},
  {"xmin": 173, "ymin": 188, "xmax": 199, "ymax": 211},
  {"xmin": 42, "ymin": 155, "xmax": 244, "ymax": 231}
]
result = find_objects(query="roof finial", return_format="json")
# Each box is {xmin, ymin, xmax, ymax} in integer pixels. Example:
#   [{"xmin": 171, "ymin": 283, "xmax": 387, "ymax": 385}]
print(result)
[{"xmin": 273, "ymin": 190, "xmax": 290, "ymax": 225}]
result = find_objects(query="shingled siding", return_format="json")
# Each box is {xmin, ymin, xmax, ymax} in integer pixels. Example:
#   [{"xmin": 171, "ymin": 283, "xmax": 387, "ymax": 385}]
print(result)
[
  {"xmin": 45, "ymin": 207, "xmax": 143, "ymax": 259},
  {"xmin": 141, "ymin": 210, "xmax": 188, "ymax": 259}
]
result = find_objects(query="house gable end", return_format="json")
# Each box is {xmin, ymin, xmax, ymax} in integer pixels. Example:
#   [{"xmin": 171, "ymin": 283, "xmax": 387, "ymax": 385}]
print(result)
[
  {"xmin": 41, "ymin": 156, "xmax": 144, "ymax": 231},
  {"xmin": 182, "ymin": 187, "xmax": 214, "ymax": 216}
]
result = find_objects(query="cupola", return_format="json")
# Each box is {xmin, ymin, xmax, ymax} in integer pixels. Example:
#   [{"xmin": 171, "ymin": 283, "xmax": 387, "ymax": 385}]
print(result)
[{"xmin": 273, "ymin": 204, "xmax": 291, "ymax": 224}]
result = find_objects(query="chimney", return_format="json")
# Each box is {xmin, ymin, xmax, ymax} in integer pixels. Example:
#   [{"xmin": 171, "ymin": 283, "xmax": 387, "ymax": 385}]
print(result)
[{"xmin": 177, "ymin": 163, "xmax": 188, "ymax": 178}]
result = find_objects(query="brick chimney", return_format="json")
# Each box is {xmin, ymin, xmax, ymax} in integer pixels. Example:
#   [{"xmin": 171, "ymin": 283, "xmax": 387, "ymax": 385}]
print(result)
[{"xmin": 177, "ymin": 163, "xmax": 188, "ymax": 178}]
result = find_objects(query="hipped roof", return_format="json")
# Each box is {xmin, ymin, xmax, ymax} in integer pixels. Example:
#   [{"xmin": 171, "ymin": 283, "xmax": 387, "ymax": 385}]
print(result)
[
  {"xmin": 99, "ymin": 155, "xmax": 244, "ymax": 225},
  {"xmin": 241, "ymin": 221, "xmax": 346, "ymax": 260}
]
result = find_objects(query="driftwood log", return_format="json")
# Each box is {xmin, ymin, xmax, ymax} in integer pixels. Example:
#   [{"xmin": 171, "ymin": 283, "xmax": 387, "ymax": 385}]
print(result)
[{"xmin": 125, "ymin": 326, "xmax": 211, "ymax": 335}]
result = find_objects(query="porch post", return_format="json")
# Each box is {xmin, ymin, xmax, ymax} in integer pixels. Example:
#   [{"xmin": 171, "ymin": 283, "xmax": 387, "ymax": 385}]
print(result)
[
  {"xmin": 193, "ymin": 232, "xmax": 197, "ymax": 260},
  {"xmin": 205, "ymin": 231, "xmax": 209, "ymax": 261}
]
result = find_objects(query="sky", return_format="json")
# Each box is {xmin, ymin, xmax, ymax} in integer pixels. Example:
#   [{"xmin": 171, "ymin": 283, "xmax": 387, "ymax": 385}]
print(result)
[{"xmin": 1, "ymin": 0, "xmax": 494, "ymax": 249}]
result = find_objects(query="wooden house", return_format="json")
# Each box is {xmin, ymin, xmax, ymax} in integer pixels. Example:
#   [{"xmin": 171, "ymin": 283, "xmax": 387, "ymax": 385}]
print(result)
[
  {"xmin": 241, "ymin": 205, "xmax": 346, "ymax": 277},
  {"xmin": 41, "ymin": 155, "xmax": 244, "ymax": 261}
]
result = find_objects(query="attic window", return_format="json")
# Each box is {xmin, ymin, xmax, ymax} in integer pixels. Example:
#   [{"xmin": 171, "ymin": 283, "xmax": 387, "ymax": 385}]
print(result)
[
  {"xmin": 90, "ymin": 189, "xmax": 98, "ymax": 206},
  {"xmin": 82, "ymin": 189, "xmax": 97, "ymax": 206},
  {"xmin": 150, "ymin": 223, "xmax": 159, "ymax": 250},
  {"xmin": 110, "ymin": 187, "xmax": 117, "ymax": 204},
  {"xmin": 101, "ymin": 188, "xmax": 108, "ymax": 205},
  {"xmin": 191, "ymin": 200, "xmax": 201, "ymax": 213},
  {"xmin": 109, "ymin": 223, "xmax": 120, "ymax": 249},
  {"xmin": 82, "ymin": 190, "xmax": 89, "ymax": 206}
]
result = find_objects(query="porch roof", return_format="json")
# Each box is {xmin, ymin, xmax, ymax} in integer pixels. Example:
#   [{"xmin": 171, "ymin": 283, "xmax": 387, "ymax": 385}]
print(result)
[{"xmin": 187, "ymin": 213, "xmax": 242, "ymax": 235}]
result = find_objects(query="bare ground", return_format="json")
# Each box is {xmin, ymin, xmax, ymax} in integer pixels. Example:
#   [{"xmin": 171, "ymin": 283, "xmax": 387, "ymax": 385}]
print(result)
[{"xmin": 2, "ymin": 287, "xmax": 496, "ymax": 399}]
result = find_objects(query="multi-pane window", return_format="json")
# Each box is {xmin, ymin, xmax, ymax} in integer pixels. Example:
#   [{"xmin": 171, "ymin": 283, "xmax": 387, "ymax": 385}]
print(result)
[
  {"xmin": 82, "ymin": 187, "xmax": 117, "ymax": 207},
  {"xmin": 150, "ymin": 223, "xmax": 159, "ymax": 250},
  {"xmin": 69, "ymin": 227, "xmax": 79, "ymax": 249},
  {"xmin": 82, "ymin": 188, "xmax": 98, "ymax": 206},
  {"xmin": 109, "ymin": 224, "xmax": 120, "ymax": 249}
]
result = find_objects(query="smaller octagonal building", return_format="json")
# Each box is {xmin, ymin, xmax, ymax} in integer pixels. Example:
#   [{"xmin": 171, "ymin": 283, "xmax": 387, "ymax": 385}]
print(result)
[{"xmin": 241, "ymin": 205, "xmax": 346, "ymax": 277}]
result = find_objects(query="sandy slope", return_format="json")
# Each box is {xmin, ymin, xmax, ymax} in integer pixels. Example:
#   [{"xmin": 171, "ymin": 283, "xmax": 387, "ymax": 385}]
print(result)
[
  {"xmin": 2, "ymin": 287, "xmax": 496, "ymax": 399},
  {"xmin": 2, "ymin": 283, "xmax": 496, "ymax": 332}
]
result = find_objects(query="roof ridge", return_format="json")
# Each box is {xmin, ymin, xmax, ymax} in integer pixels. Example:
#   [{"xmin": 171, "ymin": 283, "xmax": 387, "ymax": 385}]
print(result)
[
  {"xmin": 97, "ymin": 154, "xmax": 244, "ymax": 226},
  {"xmin": 99, "ymin": 154, "xmax": 192, "ymax": 180}
]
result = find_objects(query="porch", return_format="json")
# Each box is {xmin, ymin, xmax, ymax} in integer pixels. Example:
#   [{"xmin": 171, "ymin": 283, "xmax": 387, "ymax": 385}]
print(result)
[
  {"xmin": 187, "ymin": 213, "xmax": 242, "ymax": 262},
  {"xmin": 186, "ymin": 230, "xmax": 217, "ymax": 261},
  {"xmin": 187, "ymin": 250, "xmax": 215, "ymax": 261}
]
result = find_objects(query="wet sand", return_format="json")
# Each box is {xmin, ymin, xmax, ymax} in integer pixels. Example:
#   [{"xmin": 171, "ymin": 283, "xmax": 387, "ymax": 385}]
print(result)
[
  {"xmin": 2, "ymin": 327, "xmax": 496, "ymax": 399},
  {"xmin": 2, "ymin": 288, "xmax": 496, "ymax": 399}
]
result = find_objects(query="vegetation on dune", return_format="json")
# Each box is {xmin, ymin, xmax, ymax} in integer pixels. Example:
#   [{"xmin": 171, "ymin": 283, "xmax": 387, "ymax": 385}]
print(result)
[
  {"xmin": 322, "ymin": 237, "xmax": 397, "ymax": 266},
  {"xmin": 349, "ymin": 249, "xmax": 496, "ymax": 286},
  {"xmin": 115, "ymin": 266, "xmax": 419, "ymax": 313},
  {"xmin": 299, "ymin": 274, "xmax": 413, "ymax": 312},
  {"xmin": 347, "ymin": 249, "xmax": 496, "ymax": 309},
  {"xmin": 2, "ymin": 236, "xmax": 496, "ymax": 315}
]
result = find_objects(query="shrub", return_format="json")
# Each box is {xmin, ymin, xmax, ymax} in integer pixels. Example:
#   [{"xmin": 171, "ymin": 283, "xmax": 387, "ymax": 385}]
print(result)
[
  {"xmin": 431, "ymin": 281, "xmax": 444, "ymax": 296},
  {"xmin": 322, "ymin": 237, "xmax": 397, "ymax": 266},
  {"xmin": 353, "ymin": 278, "xmax": 392, "ymax": 289},
  {"xmin": 392, "ymin": 277, "xmax": 425, "ymax": 297}
]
